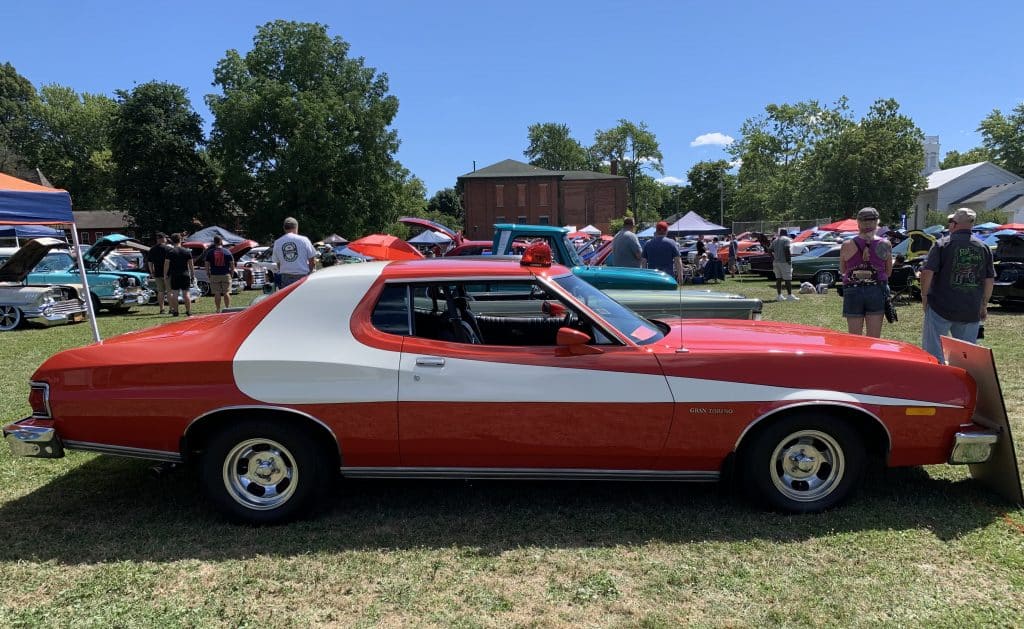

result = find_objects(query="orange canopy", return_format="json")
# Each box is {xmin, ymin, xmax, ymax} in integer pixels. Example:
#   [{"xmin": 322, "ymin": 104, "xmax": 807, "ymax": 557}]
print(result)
[
  {"xmin": 819, "ymin": 218, "xmax": 859, "ymax": 232},
  {"xmin": 997, "ymin": 223, "xmax": 1024, "ymax": 231},
  {"xmin": 347, "ymin": 234, "xmax": 424, "ymax": 260}
]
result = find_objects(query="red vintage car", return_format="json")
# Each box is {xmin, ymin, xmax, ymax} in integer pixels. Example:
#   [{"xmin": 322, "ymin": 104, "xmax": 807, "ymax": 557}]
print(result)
[{"xmin": 4, "ymin": 247, "xmax": 1019, "ymax": 524}]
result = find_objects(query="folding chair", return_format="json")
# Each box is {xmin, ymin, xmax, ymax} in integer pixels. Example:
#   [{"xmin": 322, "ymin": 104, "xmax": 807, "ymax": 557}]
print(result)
[{"xmin": 888, "ymin": 266, "xmax": 917, "ymax": 303}]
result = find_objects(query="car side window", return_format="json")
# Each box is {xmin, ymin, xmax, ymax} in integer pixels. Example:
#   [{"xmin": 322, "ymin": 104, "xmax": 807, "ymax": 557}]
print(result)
[{"xmin": 371, "ymin": 284, "xmax": 411, "ymax": 335}]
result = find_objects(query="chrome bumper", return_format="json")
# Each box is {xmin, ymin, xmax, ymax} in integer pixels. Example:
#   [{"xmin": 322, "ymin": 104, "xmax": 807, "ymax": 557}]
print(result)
[
  {"xmin": 949, "ymin": 430, "xmax": 999, "ymax": 465},
  {"xmin": 3, "ymin": 421, "xmax": 65, "ymax": 458}
]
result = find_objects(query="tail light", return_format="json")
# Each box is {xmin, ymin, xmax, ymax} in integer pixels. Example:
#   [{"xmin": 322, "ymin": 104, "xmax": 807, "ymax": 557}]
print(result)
[{"xmin": 29, "ymin": 382, "xmax": 51, "ymax": 418}]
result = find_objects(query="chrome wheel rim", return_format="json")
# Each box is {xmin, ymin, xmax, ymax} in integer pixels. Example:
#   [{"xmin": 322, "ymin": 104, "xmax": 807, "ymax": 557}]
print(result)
[
  {"xmin": 222, "ymin": 438, "xmax": 298, "ymax": 511},
  {"xmin": 770, "ymin": 430, "xmax": 845, "ymax": 502},
  {"xmin": 0, "ymin": 305, "xmax": 21, "ymax": 331},
  {"xmin": 817, "ymin": 271, "xmax": 835, "ymax": 285}
]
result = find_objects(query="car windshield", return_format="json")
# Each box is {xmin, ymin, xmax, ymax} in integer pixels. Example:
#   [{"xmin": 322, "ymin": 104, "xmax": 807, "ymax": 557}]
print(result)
[
  {"xmin": 802, "ymin": 246, "xmax": 838, "ymax": 259},
  {"xmin": 553, "ymin": 274, "xmax": 664, "ymax": 345},
  {"xmin": 33, "ymin": 252, "xmax": 75, "ymax": 272}
]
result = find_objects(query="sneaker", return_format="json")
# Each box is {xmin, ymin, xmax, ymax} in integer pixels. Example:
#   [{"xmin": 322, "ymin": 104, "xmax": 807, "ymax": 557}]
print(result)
[
  {"xmin": 776, "ymin": 294, "xmax": 784, "ymax": 302},
  {"xmin": 786, "ymin": 294, "xmax": 799, "ymax": 301}
]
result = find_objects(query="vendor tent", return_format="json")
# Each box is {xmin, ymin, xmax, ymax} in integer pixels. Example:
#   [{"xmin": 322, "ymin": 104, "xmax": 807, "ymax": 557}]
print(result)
[
  {"xmin": 0, "ymin": 172, "xmax": 101, "ymax": 342},
  {"xmin": 407, "ymin": 230, "xmax": 452, "ymax": 244},
  {"xmin": 580, "ymin": 224, "xmax": 601, "ymax": 236},
  {"xmin": 324, "ymin": 233, "xmax": 348, "ymax": 246},
  {"xmin": 0, "ymin": 224, "xmax": 65, "ymax": 244},
  {"xmin": 185, "ymin": 225, "xmax": 247, "ymax": 245},
  {"xmin": 819, "ymin": 218, "xmax": 860, "ymax": 232},
  {"xmin": 665, "ymin": 211, "xmax": 729, "ymax": 235}
]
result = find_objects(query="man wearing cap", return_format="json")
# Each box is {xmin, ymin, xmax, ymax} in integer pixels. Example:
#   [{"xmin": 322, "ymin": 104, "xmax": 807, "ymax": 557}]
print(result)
[
  {"xmin": 919, "ymin": 207, "xmax": 994, "ymax": 362},
  {"xmin": 146, "ymin": 232, "xmax": 173, "ymax": 314},
  {"xmin": 609, "ymin": 216, "xmax": 642, "ymax": 267},
  {"xmin": 272, "ymin": 217, "xmax": 317, "ymax": 289},
  {"xmin": 641, "ymin": 221, "xmax": 683, "ymax": 282},
  {"xmin": 839, "ymin": 207, "xmax": 892, "ymax": 336}
]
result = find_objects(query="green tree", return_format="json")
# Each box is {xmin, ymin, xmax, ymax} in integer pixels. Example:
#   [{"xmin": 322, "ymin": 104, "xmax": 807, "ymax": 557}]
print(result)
[
  {"xmin": 591, "ymin": 119, "xmax": 663, "ymax": 223},
  {"xmin": 208, "ymin": 20, "xmax": 408, "ymax": 240},
  {"xmin": 939, "ymin": 147, "xmax": 992, "ymax": 170},
  {"xmin": 426, "ymin": 187, "xmax": 463, "ymax": 227},
  {"xmin": 111, "ymin": 81, "xmax": 226, "ymax": 236},
  {"xmin": 685, "ymin": 160, "xmax": 737, "ymax": 225},
  {"xmin": 0, "ymin": 62, "xmax": 39, "ymax": 173},
  {"xmin": 28, "ymin": 85, "xmax": 118, "ymax": 209},
  {"xmin": 523, "ymin": 122, "xmax": 590, "ymax": 171},
  {"xmin": 978, "ymin": 103, "xmax": 1024, "ymax": 177}
]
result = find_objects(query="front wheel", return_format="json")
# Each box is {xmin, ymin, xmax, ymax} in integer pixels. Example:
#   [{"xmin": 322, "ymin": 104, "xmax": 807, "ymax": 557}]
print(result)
[
  {"xmin": 740, "ymin": 412, "xmax": 864, "ymax": 513},
  {"xmin": 197, "ymin": 280, "xmax": 211, "ymax": 297},
  {"xmin": 200, "ymin": 420, "xmax": 333, "ymax": 524},
  {"xmin": 0, "ymin": 304, "xmax": 23, "ymax": 331}
]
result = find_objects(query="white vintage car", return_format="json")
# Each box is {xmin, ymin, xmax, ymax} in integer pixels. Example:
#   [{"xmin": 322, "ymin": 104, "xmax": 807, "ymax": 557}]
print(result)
[{"xmin": 0, "ymin": 238, "xmax": 87, "ymax": 331}]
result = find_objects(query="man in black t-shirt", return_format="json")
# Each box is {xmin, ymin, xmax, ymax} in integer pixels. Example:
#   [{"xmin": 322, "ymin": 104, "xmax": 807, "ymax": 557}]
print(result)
[
  {"xmin": 162, "ymin": 233, "xmax": 195, "ymax": 316},
  {"xmin": 146, "ymin": 233, "xmax": 173, "ymax": 314}
]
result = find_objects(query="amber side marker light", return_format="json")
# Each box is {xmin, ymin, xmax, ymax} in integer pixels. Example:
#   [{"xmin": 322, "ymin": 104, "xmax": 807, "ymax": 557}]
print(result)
[{"xmin": 905, "ymin": 407, "xmax": 937, "ymax": 416}]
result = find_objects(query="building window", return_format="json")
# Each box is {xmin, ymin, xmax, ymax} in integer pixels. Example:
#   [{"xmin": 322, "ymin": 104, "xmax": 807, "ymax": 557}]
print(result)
[
  {"xmin": 517, "ymin": 184, "xmax": 526, "ymax": 207},
  {"xmin": 517, "ymin": 215, "xmax": 527, "ymax": 224},
  {"xmin": 538, "ymin": 215, "xmax": 550, "ymax": 225},
  {"xmin": 80, "ymin": 232, "xmax": 90, "ymax": 244},
  {"xmin": 496, "ymin": 216, "xmax": 506, "ymax": 223},
  {"xmin": 495, "ymin": 185, "xmax": 504, "ymax": 208},
  {"xmin": 539, "ymin": 184, "xmax": 549, "ymax": 206},
  {"xmin": 94, "ymin": 232, "xmax": 103, "ymax": 240}
]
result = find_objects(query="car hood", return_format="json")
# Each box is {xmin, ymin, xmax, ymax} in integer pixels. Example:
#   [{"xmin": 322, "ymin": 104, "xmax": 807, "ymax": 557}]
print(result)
[
  {"xmin": 995, "ymin": 233, "xmax": 1024, "ymax": 262},
  {"xmin": 573, "ymin": 265, "xmax": 677, "ymax": 289},
  {"xmin": 230, "ymin": 239, "xmax": 261, "ymax": 257},
  {"xmin": 84, "ymin": 234, "xmax": 148, "ymax": 267},
  {"xmin": 0, "ymin": 237, "xmax": 69, "ymax": 282}
]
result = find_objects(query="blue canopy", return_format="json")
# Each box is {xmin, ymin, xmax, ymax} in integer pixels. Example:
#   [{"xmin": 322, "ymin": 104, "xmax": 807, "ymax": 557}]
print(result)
[
  {"xmin": 0, "ymin": 172, "xmax": 74, "ymax": 224},
  {"xmin": 974, "ymin": 222, "xmax": 1001, "ymax": 231},
  {"xmin": 0, "ymin": 224, "xmax": 65, "ymax": 239},
  {"xmin": 185, "ymin": 225, "xmax": 247, "ymax": 245},
  {"xmin": 407, "ymin": 230, "xmax": 452, "ymax": 244}
]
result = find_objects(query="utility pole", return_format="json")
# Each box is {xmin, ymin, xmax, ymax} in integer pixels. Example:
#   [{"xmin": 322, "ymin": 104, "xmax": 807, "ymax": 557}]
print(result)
[{"xmin": 718, "ymin": 176, "xmax": 724, "ymax": 227}]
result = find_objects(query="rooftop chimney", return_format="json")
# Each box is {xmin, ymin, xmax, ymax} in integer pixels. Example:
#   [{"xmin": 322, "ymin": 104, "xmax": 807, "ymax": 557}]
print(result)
[{"xmin": 610, "ymin": 160, "xmax": 618, "ymax": 175}]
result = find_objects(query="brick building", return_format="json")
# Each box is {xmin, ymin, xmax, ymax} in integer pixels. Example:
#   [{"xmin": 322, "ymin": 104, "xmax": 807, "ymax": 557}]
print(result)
[
  {"xmin": 71, "ymin": 210, "xmax": 133, "ymax": 244},
  {"xmin": 458, "ymin": 159, "xmax": 627, "ymax": 240}
]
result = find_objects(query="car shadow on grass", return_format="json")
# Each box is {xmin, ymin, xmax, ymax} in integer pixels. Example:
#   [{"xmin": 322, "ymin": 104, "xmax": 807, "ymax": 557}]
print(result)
[{"xmin": 0, "ymin": 455, "xmax": 1016, "ymax": 564}]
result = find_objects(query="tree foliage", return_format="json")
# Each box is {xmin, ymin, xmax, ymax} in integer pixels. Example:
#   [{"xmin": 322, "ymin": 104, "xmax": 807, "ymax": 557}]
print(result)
[
  {"xmin": 523, "ymin": 123, "xmax": 590, "ymax": 171},
  {"xmin": 939, "ymin": 147, "xmax": 992, "ymax": 170},
  {"xmin": 0, "ymin": 62, "xmax": 39, "ymax": 173},
  {"xmin": 591, "ymin": 119, "xmax": 663, "ymax": 218},
  {"xmin": 684, "ymin": 160, "xmax": 737, "ymax": 225},
  {"xmin": 207, "ymin": 20, "xmax": 410, "ymax": 241},
  {"xmin": 110, "ymin": 81, "xmax": 226, "ymax": 236},
  {"xmin": 978, "ymin": 103, "xmax": 1024, "ymax": 177},
  {"xmin": 28, "ymin": 85, "xmax": 118, "ymax": 210},
  {"xmin": 426, "ymin": 187, "xmax": 464, "ymax": 226}
]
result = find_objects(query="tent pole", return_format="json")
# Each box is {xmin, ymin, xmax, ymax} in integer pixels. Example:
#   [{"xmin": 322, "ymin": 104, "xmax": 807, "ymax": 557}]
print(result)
[{"xmin": 69, "ymin": 224, "xmax": 102, "ymax": 343}]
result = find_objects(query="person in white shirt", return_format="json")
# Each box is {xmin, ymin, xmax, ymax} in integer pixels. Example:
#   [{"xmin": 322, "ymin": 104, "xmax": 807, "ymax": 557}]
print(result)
[{"xmin": 272, "ymin": 217, "xmax": 317, "ymax": 288}]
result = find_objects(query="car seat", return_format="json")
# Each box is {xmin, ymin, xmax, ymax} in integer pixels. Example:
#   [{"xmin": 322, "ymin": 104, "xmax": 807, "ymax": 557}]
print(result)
[{"xmin": 454, "ymin": 296, "xmax": 485, "ymax": 344}]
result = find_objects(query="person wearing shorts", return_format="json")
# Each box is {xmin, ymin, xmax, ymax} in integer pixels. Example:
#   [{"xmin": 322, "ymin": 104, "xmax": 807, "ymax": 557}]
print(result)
[
  {"xmin": 163, "ymin": 233, "xmax": 195, "ymax": 316},
  {"xmin": 203, "ymin": 234, "xmax": 235, "ymax": 313},
  {"xmin": 146, "ymin": 232, "xmax": 173, "ymax": 313},
  {"xmin": 839, "ymin": 207, "xmax": 891, "ymax": 337},
  {"xmin": 770, "ymin": 228, "xmax": 797, "ymax": 301}
]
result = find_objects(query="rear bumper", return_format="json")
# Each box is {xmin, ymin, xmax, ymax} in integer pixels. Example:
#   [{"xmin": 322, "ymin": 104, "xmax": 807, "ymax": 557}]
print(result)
[
  {"xmin": 3, "ymin": 420, "xmax": 64, "ymax": 458},
  {"xmin": 949, "ymin": 429, "xmax": 999, "ymax": 464}
]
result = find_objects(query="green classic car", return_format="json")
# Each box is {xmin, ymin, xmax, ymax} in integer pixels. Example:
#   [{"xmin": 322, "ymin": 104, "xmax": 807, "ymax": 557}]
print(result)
[{"xmin": 791, "ymin": 244, "xmax": 843, "ymax": 286}]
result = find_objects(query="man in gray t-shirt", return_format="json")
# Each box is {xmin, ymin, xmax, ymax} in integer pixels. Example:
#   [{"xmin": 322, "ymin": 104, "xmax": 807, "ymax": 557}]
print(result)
[
  {"xmin": 609, "ymin": 216, "xmax": 642, "ymax": 267},
  {"xmin": 770, "ymin": 229, "xmax": 795, "ymax": 301},
  {"xmin": 920, "ymin": 207, "xmax": 995, "ymax": 362}
]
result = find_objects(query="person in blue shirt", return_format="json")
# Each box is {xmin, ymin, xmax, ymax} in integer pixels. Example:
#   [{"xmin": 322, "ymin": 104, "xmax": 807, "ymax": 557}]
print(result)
[{"xmin": 641, "ymin": 221, "xmax": 683, "ymax": 281}]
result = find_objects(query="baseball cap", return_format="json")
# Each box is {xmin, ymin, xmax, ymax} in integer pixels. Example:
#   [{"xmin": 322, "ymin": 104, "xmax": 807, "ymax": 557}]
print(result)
[
  {"xmin": 856, "ymin": 207, "xmax": 879, "ymax": 221},
  {"xmin": 948, "ymin": 208, "xmax": 976, "ymax": 224},
  {"xmin": 656, "ymin": 221, "xmax": 669, "ymax": 232}
]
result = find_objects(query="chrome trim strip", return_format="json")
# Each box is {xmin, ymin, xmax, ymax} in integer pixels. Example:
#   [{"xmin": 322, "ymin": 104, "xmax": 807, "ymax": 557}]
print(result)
[
  {"xmin": 184, "ymin": 405, "xmax": 341, "ymax": 454},
  {"xmin": 63, "ymin": 440, "xmax": 182, "ymax": 463},
  {"xmin": 30, "ymin": 381, "xmax": 51, "ymax": 419},
  {"xmin": 339, "ymin": 467, "xmax": 719, "ymax": 481},
  {"xmin": 732, "ymin": 401, "xmax": 892, "ymax": 451}
]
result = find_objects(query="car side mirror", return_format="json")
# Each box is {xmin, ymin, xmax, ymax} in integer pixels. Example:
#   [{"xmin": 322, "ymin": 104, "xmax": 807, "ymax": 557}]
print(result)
[{"xmin": 556, "ymin": 327, "xmax": 603, "ymax": 355}]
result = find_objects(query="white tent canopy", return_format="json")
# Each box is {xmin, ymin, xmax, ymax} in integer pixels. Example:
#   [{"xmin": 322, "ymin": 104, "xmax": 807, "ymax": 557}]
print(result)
[
  {"xmin": 407, "ymin": 230, "xmax": 452, "ymax": 244},
  {"xmin": 580, "ymin": 224, "xmax": 601, "ymax": 235}
]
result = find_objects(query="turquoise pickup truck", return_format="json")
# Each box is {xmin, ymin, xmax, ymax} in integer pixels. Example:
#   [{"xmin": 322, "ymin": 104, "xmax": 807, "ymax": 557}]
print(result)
[{"xmin": 492, "ymin": 224, "xmax": 678, "ymax": 290}]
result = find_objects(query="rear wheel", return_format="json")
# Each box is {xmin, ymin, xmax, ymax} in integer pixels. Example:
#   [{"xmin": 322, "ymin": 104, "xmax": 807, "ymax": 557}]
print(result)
[
  {"xmin": 0, "ymin": 305, "xmax": 22, "ymax": 331},
  {"xmin": 200, "ymin": 419, "xmax": 333, "ymax": 524},
  {"xmin": 740, "ymin": 412, "xmax": 864, "ymax": 513},
  {"xmin": 814, "ymin": 270, "xmax": 837, "ymax": 286},
  {"xmin": 197, "ymin": 280, "xmax": 211, "ymax": 297}
]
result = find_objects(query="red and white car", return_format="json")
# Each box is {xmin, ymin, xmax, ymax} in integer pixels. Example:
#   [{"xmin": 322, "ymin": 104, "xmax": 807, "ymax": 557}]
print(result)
[{"xmin": 4, "ymin": 247, "xmax": 1019, "ymax": 523}]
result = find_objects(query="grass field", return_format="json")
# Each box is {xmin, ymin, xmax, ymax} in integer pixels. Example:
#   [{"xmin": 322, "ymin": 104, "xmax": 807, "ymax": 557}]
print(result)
[{"xmin": 1, "ymin": 278, "xmax": 1023, "ymax": 627}]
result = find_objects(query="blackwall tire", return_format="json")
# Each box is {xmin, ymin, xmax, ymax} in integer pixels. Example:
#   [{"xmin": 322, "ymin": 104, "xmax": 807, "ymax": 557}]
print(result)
[
  {"xmin": 741, "ymin": 412, "xmax": 864, "ymax": 513},
  {"xmin": 200, "ymin": 419, "xmax": 332, "ymax": 524}
]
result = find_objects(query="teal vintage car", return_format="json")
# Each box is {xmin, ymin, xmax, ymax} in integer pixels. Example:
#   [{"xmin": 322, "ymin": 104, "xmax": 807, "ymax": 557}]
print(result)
[
  {"xmin": 791, "ymin": 244, "xmax": 843, "ymax": 286},
  {"xmin": 1, "ymin": 234, "xmax": 153, "ymax": 312},
  {"xmin": 492, "ymin": 224, "xmax": 677, "ymax": 290}
]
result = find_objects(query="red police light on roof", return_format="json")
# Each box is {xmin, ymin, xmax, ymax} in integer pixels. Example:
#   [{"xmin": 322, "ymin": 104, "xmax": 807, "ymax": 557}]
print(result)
[{"xmin": 521, "ymin": 241, "xmax": 553, "ymax": 267}]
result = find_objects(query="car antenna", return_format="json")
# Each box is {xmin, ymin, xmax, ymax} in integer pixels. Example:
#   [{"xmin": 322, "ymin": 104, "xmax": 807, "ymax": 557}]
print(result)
[{"xmin": 676, "ymin": 274, "xmax": 688, "ymax": 353}]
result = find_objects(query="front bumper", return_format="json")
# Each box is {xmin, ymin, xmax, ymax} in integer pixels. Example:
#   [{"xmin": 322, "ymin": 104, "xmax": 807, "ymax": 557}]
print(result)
[
  {"xmin": 949, "ymin": 429, "xmax": 999, "ymax": 464},
  {"xmin": 3, "ymin": 420, "xmax": 64, "ymax": 458},
  {"xmin": 22, "ymin": 299, "xmax": 87, "ymax": 325}
]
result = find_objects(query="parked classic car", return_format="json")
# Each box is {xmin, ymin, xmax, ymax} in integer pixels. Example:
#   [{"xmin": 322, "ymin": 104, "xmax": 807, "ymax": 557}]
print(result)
[
  {"xmin": 991, "ymin": 232, "xmax": 1024, "ymax": 308},
  {"xmin": 0, "ymin": 238, "xmax": 87, "ymax": 331},
  {"xmin": 181, "ymin": 241, "xmax": 249, "ymax": 296},
  {"xmin": 5, "ymin": 247, "xmax": 1017, "ymax": 524},
  {"xmin": 0, "ymin": 234, "xmax": 151, "ymax": 311},
  {"xmin": 791, "ymin": 244, "xmax": 843, "ymax": 286}
]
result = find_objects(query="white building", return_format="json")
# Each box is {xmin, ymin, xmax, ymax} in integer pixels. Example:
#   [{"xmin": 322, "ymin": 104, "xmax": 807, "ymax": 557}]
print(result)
[{"xmin": 911, "ymin": 162, "xmax": 1023, "ymax": 228}]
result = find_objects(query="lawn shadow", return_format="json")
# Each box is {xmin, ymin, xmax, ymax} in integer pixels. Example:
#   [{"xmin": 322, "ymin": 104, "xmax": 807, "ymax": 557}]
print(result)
[{"xmin": 0, "ymin": 455, "xmax": 1015, "ymax": 565}]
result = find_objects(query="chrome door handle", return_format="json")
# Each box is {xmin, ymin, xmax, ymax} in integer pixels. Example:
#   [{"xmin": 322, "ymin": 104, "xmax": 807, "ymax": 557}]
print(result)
[{"xmin": 415, "ymin": 357, "xmax": 446, "ymax": 367}]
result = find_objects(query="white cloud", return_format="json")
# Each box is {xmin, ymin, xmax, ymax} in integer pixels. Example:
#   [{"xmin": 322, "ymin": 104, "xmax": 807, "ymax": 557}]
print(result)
[
  {"xmin": 656, "ymin": 176, "xmax": 685, "ymax": 186},
  {"xmin": 729, "ymin": 159, "xmax": 742, "ymax": 169},
  {"xmin": 690, "ymin": 132, "xmax": 735, "ymax": 147}
]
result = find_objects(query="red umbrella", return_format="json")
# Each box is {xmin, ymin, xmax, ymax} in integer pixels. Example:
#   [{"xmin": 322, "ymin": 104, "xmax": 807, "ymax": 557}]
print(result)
[
  {"xmin": 819, "ymin": 218, "xmax": 859, "ymax": 232},
  {"xmin": 997, "ymin": 223, "xmax": 1024, "ymax": 231},
  {"xmin": 347, "ymin": 234, "xmax": 424, "ymax": 260}
]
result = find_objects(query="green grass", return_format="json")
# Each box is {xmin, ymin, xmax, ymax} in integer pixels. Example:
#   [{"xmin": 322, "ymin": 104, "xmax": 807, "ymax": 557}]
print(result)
[{"xmin": 2, "ymin": 281, "xmax": 1023, "ymax": 627}]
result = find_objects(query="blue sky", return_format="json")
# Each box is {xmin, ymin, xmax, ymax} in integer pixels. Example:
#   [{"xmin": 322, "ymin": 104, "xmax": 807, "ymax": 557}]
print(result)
[{"xmin": 3, "ymin": 0, "xmax": 1022, "ymax": 195}]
